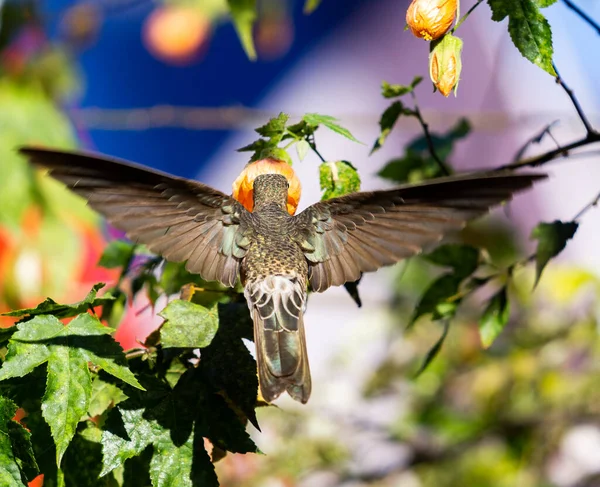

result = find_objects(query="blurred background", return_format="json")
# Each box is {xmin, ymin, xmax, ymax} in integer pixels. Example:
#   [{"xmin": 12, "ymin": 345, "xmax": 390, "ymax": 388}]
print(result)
[{"xmin": 1, "ymin": 0, "xmax": 600, "ymax": 485}]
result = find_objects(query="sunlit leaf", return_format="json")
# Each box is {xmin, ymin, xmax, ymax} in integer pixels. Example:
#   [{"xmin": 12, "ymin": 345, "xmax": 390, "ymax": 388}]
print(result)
[
  {"xmin": 381, "ymin": 76, "xmax": 423, "ymax": 98},
  {"xmin": 479, "ymin": 287, "xmax": 510, "ymax": 348},
  {"xmin": 487, "ymin": 0, "xmax": 556, "ymax": 75},
  {"xmin": 410, "ymin": 274, "xmax": 462, "ymax": 326},
  {"xmin": 227, "ymin": 0, "xmax": 257, "ymax": 60},
  {"xmin": 159, "ymin": 300, "xmax": 219, "ymax": 349},
  {"xmin": 530, "ymin": 220, "xmax": 578, "ymax": 286},
  {"xmin": 296, "ymin": 139, "xmax": 310, "ymax": 161},
  {"xmin": 319, "ymin": 161, "xmax": 361, "ymax": 200},
  {"xmin": 0, "ymin": 395, "xmax": 36, "ymax": 486},
  {"xmin": 303, "ymin": 113, "xmax": 362, "ymax": 143}
]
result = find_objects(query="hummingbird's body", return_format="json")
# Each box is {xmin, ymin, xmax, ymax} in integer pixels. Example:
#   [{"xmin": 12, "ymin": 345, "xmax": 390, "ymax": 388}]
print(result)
[{"xmin": 20, "ymin": 147, "xmax": 546, "ymax": 404}]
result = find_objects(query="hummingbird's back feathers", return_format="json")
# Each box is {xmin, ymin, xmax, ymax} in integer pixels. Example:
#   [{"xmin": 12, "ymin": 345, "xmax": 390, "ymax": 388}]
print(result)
[
  {"xmin": 245, "ymin": 276, "xmax": 311, "ymax": 403},
  {"xmin": 295, "ymin": 172, "xmax": 546, "ymax": 292},
  {"xmin": 19, "ymin": 147, "xmax": 251, "ymax": 287}
]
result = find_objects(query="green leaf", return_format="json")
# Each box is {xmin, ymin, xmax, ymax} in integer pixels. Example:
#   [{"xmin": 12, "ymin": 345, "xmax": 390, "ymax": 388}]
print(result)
[
  {"xmin": 296, "ymin": 139, "xmax": 310, "ymax": 161},
  {"xmin": 487, "ymin": 0, "xmax": 556, "ymax": 75},
  {"xmin": 535, "ymin": 0, "xmax": 557, "ymax": 6},
  {"xmin": 0, "ymin": 313, "xmax": 143, "ymax": 465},
  {"xmin": 319, "ymin": 161, "xmax": 361, "ymax": 200},
  {"xmin": 62, "ymin": 425, "xmax": 118, "ymax": 487},
  {"xmin": 425, "ymin": 244, "xmax": 480, "ymax": 279},
  {"xmin": 98, "ymin": 240, "xmax": 135, "ymax": 269},
  {"xmin": 0, "ymin": 395, "xmax": 31, "ymax": 486},
  {"xmin": 0, "ymin": 326, "xmax": 16, "ymax": 347},
  {"xmin": 304, "ymin": 0, "xmax": 322, "ymax": 14},
  {"xmin": 303, "ymin": 113, "xmax": 362, "ymax": 143},
  {"xmin": 159, "ymin": 300, "xmax": 219, "ymax": 349},
  {"xmin": 414, "ymin": 320, "xmax": 450, "ymax": 377},
  {"xmin": 101, "ymin": 407, "xmax": 161, "ymax": 476},
  {"xmin": 530, "ymin": 220, "xmax": 578, "ymax": 286},
  {"xmin": 42, "ymin": 341, "xmax": 92, "ymax": 464},
  {"xmin": 201, "ymin": 303, "xmax": 259, "ymax": 428},
  {"xmin": 149, "ymin": 432, "xmax": 198, "ymax": 487},
  {"xmin": 381, "ymin": 77, "xmax": 423, "ymax": 98},
  {"xmin": 1, "ymin": 283, "xmax": 114, "ymax": 319},
  {"xmin": 227, "ymin": 0, "xmax": 257, "ymax": 60},
  {"xmin": 410, "ymin": 274, "xmax": 462, "ymax": 326},
  {"xmin": 371, "ymin": 101, "xmax": 406, "ymax": 154},
  {"xmin": 88, "ymin": 377, "xmax": 127, "ymax": 418},
  {"xmin": 255, "ymin": 112, "xmax": 289, "ymax": 138},
  {"xmin": 479, "ymin": 287, "xmax": 510, "ymax": 348}
]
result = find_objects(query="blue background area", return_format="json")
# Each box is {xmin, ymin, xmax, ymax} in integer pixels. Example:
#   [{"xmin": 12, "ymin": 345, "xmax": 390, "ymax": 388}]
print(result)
[{"xmin": 47, "ymin": 0, "xmax": 368, "ymax": 178}]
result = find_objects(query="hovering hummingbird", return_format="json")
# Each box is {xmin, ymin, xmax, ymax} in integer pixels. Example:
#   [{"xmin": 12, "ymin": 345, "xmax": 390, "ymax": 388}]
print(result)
[{"xmin": 20, "ymin": 147, "xmax": 545, "ymax": 404}]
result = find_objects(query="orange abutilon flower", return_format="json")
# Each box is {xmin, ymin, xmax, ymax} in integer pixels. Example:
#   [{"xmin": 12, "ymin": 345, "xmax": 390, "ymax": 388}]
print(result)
[
  {"xmin": 406, "ymin": 0, "xmax": 458, "ymax": 41},
  {"xmin": 232, "ymin": 158, "xmax": 302, "ymax": 215}
]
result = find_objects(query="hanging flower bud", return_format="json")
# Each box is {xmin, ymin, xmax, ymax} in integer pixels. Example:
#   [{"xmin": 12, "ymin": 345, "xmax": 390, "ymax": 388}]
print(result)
[
  {"xmin": 429, "ymin": 34, "xmax": 463, "ymax": 97},
  {"xmin": 232, "ymin": 158, "xmax": 302, "ymax": 215},
  {"xmin": 406, "ymin": 0, "xmax": 458, "ymax": 41}
]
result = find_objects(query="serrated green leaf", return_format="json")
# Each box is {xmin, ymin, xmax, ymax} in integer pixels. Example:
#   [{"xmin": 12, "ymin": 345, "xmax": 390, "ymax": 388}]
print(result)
[
  {"xmin": 1, "ymin": 283, "xmax": 114, "ymax": 319},
  {"xmin": 304, "ymin": 0, "xmax": 322, "ymax": 14},
  {"xmin": 255, "ymin": 112, "xmax": 289, "ymax": 138},
  {"xmin": 535, "ymin": 0, "xmax": 557, "ymax": 6},
  {"xmin": 62, "ymin": 425, "xmax": 119, "ymax": 487},
  {"xmin": 42, "ymin": 343, "xmax": 92, "ymax": 464},
  {"xmin": 479, "ymin": 287, "xmax": 510, "ymax": 348},
  {"xmin": 159, "ymin": 300, "xmax": 219, "ymax": 349},
  {"xmin": 425, "ymin": 244, "xmax": 480, "ymax": 279},
  {"xmin": 381, "ymin": 76, "xmax": 423, "ymax": 98},
  {"xmin": 101, "ymin": 407, "xmax": 161, "ymax": 476},
  {"xmin": 7, "ymin": 419, "xmax": 38, "ymax": 481},
  {"xmin": 0, "ymin": 339, "xmax": 51, "ymax": 381},
  {"xmin": 98, "ymin": 240, "xmax": 135, "ymax": 269},
  {"xmin": 0, "ymin": 395, "xmax": 28, "ymax": 486},
  {"xmin": 149, "ymin": 432, "xmax": 196, "ymax": 487},
  {"xmin": 201, "ymin": 303, "xmax": 259, "ymax": 428},
  {"xmin": 531, "ymin": 220, "xmax": 578, "ymax": 286},
  {"xmin": 227, "ymin": 0, "xmax": 257, "ymax": 59},
  {"xmin": 414, "ymin": 320, "xmax": 450, "ymax": 377},
  {"xmin": 296, "ymin": 139, "xmax": 310, "ymax": 161},
  {"xmin": 410, "ymin": 274, "xmax": 462, "ymax": 326},
  {"xmin": 319, "ymin": 161, "xmax": 361, "ymax": 200},
  {"xmin": 371, "ymin": 101, "xmax": 405, "ymax": 154},
  {"xmin": 303, "ymin": 113, "xmax": 362, "ymax": 143},
  {"xmin": 88, "ymin": 377, "xmax": 127, "ymax": 418},
  {"xmin": 487, "ymin": 0, "xmax": 556, "ymax": 75}
]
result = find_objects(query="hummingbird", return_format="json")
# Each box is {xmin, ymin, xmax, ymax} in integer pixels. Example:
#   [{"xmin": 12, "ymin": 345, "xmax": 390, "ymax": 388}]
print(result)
[{"xmin": 19, "ymin": 147, "xmax": 545, "ymax": 404}]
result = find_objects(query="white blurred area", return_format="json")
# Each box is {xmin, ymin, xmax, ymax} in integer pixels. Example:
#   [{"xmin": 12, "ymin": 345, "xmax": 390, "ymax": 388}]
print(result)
[{"xmin": 197, "ymin": 0, "xmax": 600, "ymax": 477}]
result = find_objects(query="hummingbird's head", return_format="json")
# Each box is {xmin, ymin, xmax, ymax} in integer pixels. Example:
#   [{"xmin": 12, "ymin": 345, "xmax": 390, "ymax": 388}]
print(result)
[{"xmin": 252, "ymin": 173, "xmax": 289, "ymax": 212}]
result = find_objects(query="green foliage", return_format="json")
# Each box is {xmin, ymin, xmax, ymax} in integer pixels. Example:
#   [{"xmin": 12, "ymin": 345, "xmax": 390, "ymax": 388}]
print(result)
[
  {"xmin": 304, "ymin": 0, "xmax": 322, "ymax": 14},
  {"xmin": 0, "ymin": 395, "xmax": 38, "ymax": 485},
  {"xmin": 227, "ymin": 0, "xmax": 257, "ymax": 60},
  {"xmin": 530, "ymin": 220, "xmax": 579, "ymax": 286},
  {"xmin": 158, "ymin": 300, "xmax": 219, "ymax": 349},
  {"xmin": 1, "ymin": 283, "xmax": 114, "ymax": 320},
  {"xmin": 319, "ymin": 160, "xmax": 361, "ymax": 199},
  {"xmin": 378, "ymin": 118, "xmax": 470, "ymax": 183},
  {"xmin": 479, "ymin": 286, "xmax": 510, "ymax": 348},
  {"xmin": 487, "ymin": 0, "xmax": 556, "ymax": 75},
  {"xmin": 238, "ymin": 112, "xmax": 360, "ymax": 165},
  {"xmin": 381, "ymin": 76, "xmax": 423, "ymax": 98}
]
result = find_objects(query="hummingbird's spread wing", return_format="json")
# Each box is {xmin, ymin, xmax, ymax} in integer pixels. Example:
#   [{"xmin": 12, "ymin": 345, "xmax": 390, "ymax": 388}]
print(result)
[
  {"xmin": 20, "ymin": 147, "xmax": 251, "ymax": 287},
  {"xmin": 295, "ymin": 172, "xmax": 546, "ymax": 292}
]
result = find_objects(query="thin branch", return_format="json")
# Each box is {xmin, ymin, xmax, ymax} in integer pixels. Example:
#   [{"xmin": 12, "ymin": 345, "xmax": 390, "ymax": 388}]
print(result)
[
  {"xmin": 562, "ymin": 0, "xmax": 600, "ymax": 36},
  {"xmin": 495, "ymin": 132, "xmax": 600, "ymax": 171},
  {"xmin": 573, "ymin": 190, "xmax": 600, "ymax": 221},
  {"xmin": 512, "ymin": 120, "xmax": 560, "ymax": 162},
  {"xmin": 553, "ymin": 63, "xmax": 597, "ymax": 136},
  {"xmin": 452, "ymin": 0, "xmax": 484, "ymax": 33},
  {"xmin": 410, "ymin": 92, "xmax": 451, "ymax": 175}
]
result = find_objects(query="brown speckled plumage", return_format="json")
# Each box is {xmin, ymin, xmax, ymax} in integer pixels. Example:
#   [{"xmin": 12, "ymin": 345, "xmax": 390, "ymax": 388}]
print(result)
[{"xmin": 19, "ymin": 146, "xmax": 546, "ymax": 404}]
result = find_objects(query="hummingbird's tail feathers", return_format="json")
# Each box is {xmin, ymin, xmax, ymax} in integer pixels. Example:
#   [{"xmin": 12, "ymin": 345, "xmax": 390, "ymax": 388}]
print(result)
[{"xmin": 245, "ymin": 276, "xmax": 312, "ymax": 404}]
